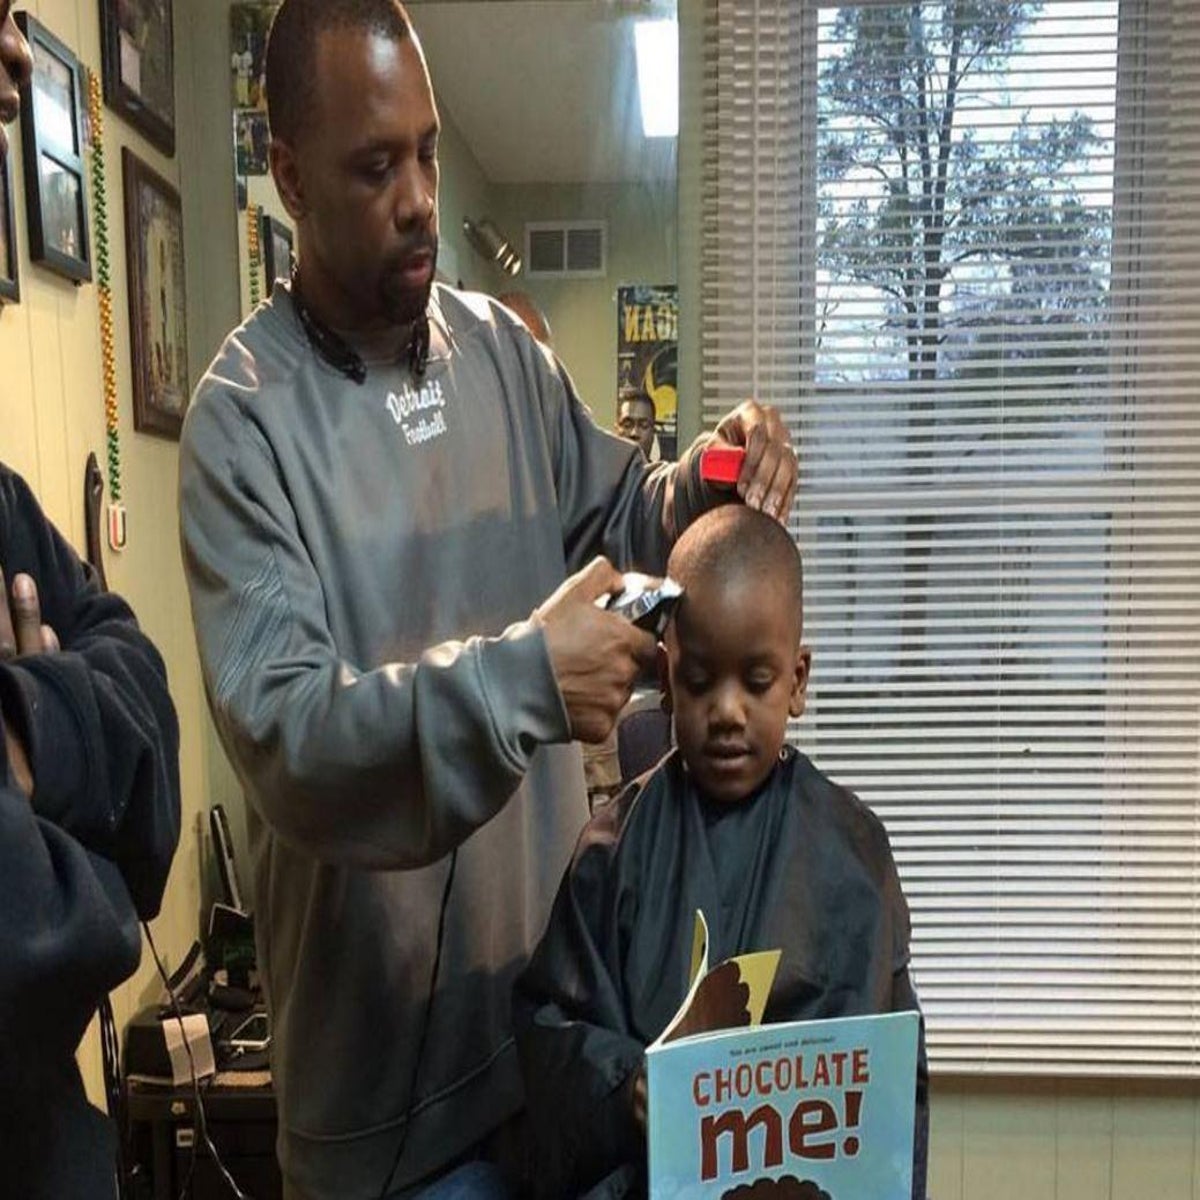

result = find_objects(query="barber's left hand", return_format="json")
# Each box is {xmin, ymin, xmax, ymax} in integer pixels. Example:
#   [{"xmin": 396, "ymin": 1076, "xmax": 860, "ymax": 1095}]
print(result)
[
  {"xmin": 0, "ymin": 570, "xmax": 59, "ymax": 798},
  {"xmin": 711, "ymin": 400, "xmax": 797, "ymax": 522}
]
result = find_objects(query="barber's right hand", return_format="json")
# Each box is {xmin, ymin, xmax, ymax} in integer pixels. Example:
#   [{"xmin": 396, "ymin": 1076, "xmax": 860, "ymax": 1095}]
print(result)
[{"xmin": 535, "ymin": 557, "xmax": 659, "ymax": 744}]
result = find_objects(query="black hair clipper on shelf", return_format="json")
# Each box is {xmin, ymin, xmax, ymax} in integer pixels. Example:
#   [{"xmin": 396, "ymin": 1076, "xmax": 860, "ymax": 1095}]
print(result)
[{"xmin": 598, "ymin": 573, "xmax": 683, "ymax": 638}]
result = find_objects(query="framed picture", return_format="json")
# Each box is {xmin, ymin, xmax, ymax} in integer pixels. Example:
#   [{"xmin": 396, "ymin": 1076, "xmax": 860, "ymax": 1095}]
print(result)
[
  {"xmin": 15, "ymin": 14, "xmax": 91, "ymax": 284},
  {"xmin": 0, "ymin": 158, "xmax": 18, "ymax": 304},
  {"xmin": 233, "ymin": 108, "xmax": 269, "ymax": 176},
  {"xmin": 230, "ymin": 3, "xmax": 275, "ymax": 114},
  {"xmin": 100, "ymin": 0, "xmax": 177, "ymax": 157},
  {"xmin": 260, "ymin": 213, "xmax": 292, "ymax": 297},
  {"xmin": 123, "ymin": 148, "xmax": 190, "ymax": 439}
]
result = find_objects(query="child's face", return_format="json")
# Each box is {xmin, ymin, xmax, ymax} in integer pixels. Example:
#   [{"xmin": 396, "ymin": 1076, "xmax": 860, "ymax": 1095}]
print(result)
[{"xmin": 664, "ymin": 573, "xmax": 810, "ymax": 805}]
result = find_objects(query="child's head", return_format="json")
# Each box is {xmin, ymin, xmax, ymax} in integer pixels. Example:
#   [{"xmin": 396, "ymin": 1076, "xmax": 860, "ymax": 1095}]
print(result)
[{"xmin": 663, "ymin": 505, "xmax": 810, "ymax": 805}]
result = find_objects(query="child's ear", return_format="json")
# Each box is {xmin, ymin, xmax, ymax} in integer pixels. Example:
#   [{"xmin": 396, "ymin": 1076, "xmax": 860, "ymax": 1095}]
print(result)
[
  {"xmin": 789, "ymin": 644, "xmax": 812, "ymax": 719},
  {"xmin": 657, "ymin": 643, "xmax": 672, "ymax": 715}
]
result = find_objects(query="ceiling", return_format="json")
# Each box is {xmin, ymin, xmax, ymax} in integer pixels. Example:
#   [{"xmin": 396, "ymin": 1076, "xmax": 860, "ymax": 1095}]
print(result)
[{"xmin": 407, "ymin": 0, "xmax": 678, "ymax": 186}]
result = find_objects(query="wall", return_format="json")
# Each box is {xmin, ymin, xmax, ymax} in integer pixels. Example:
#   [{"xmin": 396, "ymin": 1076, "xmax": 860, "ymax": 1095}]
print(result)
[
  {"xmin": 0, "ymin": 0, "xmax": 222, "ymax": 1106},
  {"xmin": 929, "ymin": 1077, "xmax": 1200, "ymax": 1199},
  {"xmin": 490, "ymin": 179, "xmax": 677, "ymax": 429},
  {"xmin": 433, "ymin": 97, "xmax": 495, "ymax": 294}
]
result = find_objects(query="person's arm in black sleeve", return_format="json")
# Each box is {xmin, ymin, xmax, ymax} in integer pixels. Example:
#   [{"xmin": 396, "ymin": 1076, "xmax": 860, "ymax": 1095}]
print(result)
[
  {"xmin": 0, "ymin": 466, "xmax": 181, "ymax": 917},
  {"xmin": 514, "ymin": 792, "xmax": 648, "ymax": 1199},
  {"xmin": 0, "ymin": 779, "xmax": 141, "ymax": 1071}
]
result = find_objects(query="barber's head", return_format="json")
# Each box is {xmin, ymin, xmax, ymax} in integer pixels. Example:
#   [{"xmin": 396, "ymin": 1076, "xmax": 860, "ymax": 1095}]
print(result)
[
  {"xmin": 265, "ymin": 0, "xmax": 439, "ymax": 332},
  {"xmin": 617, "ymin": 390, "xmax": 656, "ymax": 459},
  {"xmin": 0, "ymin": 0, "xmax": 33, "ymax": 160}
]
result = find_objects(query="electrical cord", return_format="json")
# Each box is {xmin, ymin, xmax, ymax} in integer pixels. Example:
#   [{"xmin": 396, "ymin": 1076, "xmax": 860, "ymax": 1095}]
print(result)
[
  {"xmin": 376, "ymin": 849, "xmax": 458, "ymax": 1200},
  {"xmin": 142, "ymin": 921, "xmax": 253, "ymax": 1200},
  {"xmin": 98, "ymin": 995, "xmax": 128, "ymax": 1199}
]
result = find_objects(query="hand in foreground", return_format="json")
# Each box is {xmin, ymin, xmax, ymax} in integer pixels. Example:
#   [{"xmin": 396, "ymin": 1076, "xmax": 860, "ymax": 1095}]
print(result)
[
  {"xmin": 630, "ymin": 1064, "xmax": 648, "ymax": 1132},
  {"xmin": 0, "ymin": 570, "xmax": 59, "ymax": 797},
  {"xmin": 535, "ymin": 557, "xmax": 658, "ymax": 744},
  {"xmin": 711, "ymin": 400, "xmax": 797, "ymax": 523}
]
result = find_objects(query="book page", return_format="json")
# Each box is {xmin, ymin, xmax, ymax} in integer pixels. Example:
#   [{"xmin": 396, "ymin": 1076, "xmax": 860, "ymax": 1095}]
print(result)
[{"xmin": 653, "ymin": 910, "xmax": 782, "ymax": 1047}]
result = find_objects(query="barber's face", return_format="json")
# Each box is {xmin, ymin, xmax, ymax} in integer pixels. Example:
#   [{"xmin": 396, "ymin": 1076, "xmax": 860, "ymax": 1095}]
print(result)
[
  {"xmin": 0, "ymin": 0, "xmax": 33, "ymax": 160},
  {"xmin": 273, "ymin": 28, "xmax": 439, "ymax": 331}
]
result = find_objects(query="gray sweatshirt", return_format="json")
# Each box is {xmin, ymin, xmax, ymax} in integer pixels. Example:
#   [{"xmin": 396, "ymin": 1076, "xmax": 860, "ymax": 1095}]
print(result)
[{"xmin": 179, "ymin": 283, "xmax": 718, "ymax": 1198}]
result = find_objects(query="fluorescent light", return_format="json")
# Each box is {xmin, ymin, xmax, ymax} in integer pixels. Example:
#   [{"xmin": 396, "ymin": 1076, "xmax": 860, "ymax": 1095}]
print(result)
[{"xmin": 634, "ymin": 18, "xmax": 678, "ymax": 139}]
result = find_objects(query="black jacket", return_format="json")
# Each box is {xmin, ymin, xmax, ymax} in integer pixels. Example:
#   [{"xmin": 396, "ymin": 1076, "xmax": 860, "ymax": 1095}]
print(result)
[
  {"xmin": 0, "ymin": 463, "xmax": 181, "ymax": 1198},
  {"xmin": 515, "ymin": 747, "xmax": 929, "ymax": 1199}
]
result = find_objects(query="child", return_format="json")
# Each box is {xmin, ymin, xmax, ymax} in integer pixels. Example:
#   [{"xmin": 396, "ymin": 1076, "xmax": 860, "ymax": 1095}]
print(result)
[{"xmin": 514, "ymin": 505, "xmax": 928, "ymax": 1199}]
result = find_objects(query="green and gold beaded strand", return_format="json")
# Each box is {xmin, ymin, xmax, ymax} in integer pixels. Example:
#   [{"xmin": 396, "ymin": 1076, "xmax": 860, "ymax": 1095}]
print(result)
[
  {"xmin": 86, "ymin": 68, "xmax": 126, "ymax": 549},
  {"xmin": 247, "ymin": 203, "xmax": 263, "ymax": 309}
]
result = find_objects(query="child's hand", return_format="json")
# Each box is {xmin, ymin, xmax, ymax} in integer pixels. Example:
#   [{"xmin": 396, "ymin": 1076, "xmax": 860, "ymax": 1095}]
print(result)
[{"xmin": 630, "ymin": 1064, "xmax": 648, "ymax": 1131}]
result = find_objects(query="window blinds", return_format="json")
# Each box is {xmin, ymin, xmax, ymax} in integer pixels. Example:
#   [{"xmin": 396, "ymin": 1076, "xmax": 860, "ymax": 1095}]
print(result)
[{"xmin": 700, "ymin": 0, "xmax": 1200, "ymax": 1076}]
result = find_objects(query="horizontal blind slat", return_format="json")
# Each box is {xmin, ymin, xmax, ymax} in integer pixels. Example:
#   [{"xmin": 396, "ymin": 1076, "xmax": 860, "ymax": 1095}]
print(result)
[{"xmin": 701, "ymin": 0, "xmax": 1200, "ymax": 1075}]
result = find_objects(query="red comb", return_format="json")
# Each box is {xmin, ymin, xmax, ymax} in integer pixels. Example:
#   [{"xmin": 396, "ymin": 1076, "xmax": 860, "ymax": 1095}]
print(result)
[{"xmin": 700, "ymin": 446, "xmax": 746, "ymax": 485}]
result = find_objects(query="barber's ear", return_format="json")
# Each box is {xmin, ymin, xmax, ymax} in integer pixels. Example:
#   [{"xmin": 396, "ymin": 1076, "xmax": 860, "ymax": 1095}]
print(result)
[
  {"xmin": 658, "ymin": 643, "xmax": 672, "ymax": 715},
  {"xmin": 789, "ymin": 645, "xmax": 812, "ymax": 719},
  {"xmin": 270, "ymin": 139, "xmax": 306, "ymax": 222}
]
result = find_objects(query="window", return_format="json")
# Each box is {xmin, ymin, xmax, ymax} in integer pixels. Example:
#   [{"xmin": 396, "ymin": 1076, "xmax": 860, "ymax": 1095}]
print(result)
[{"xmin": 700, "ymin": 0, "xmax": 1200, "ymax": 1074}]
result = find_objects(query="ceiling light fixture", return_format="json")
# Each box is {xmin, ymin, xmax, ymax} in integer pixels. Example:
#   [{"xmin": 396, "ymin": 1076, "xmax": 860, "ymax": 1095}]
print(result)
[
  {"xmin": 462, "ymin": 216, "xmax": 522, "ymax": 277},
  {"xmin": 634, "ymin": 18, "xmax": 678, "ymax": 139}
]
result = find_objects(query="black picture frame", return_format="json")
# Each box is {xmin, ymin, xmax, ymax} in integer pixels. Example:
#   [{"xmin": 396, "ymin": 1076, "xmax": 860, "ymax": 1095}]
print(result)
[
  {"xmin": 0, "ymin": 157, "xmax": 19, "ymax": 305},
  {"xmin": 259, "ymin": 213, "xmax": 293, "ymax": 298},
  {"xmin": 100, "ymin": 0, "xmax": 177, "ymax": 157},
  {"xmin": 15, "ymin": 14, "xmax": 91, "ymax": 285},
  {"xmin": 123, "ymin": 147, "xmax": 190, "ymax": 439}
]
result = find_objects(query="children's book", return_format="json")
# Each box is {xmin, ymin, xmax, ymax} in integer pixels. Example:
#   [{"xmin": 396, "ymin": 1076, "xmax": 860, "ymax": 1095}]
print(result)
[
  {"xmin": 652, "ymin": 910, "xmax": 781, "ymax": 1049},
  {"xmin": 646, "ymin": 912, "xmax": 919, "ymax": 1199}
]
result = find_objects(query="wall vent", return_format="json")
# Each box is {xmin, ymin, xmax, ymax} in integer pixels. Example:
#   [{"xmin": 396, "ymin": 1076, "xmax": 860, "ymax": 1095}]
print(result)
[{"xmin": 525, "ymin": 221, "xmax": 608, "ymax": 279}]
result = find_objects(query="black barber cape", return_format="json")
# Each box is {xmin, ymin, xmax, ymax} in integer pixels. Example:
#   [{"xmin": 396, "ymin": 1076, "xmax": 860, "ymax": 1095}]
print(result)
[
  {"xmin": 0, "ymin": 464, "xmax": 181, "ymax": 1198},
  {"xmin": 514, "ymin": 746, "xmax": 928, "ymax": 1200}
]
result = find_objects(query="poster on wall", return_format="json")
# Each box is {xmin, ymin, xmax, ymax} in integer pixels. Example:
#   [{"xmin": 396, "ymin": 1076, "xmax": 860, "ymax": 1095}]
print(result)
[
  {"xmin": 230, "ymin": 4, "xmax": 278, "ymax": 178},
  {"xmin": 617, "ymin": 284, "xmax": 678, "ymax": 461}
]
